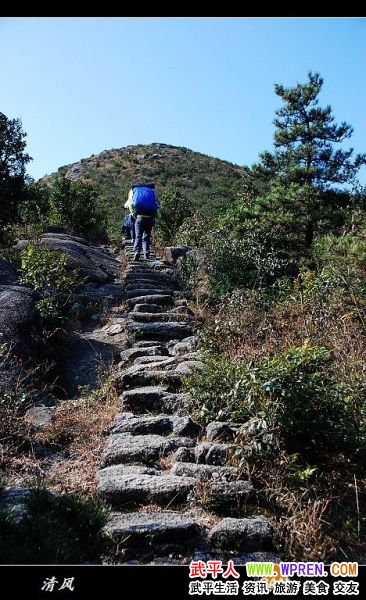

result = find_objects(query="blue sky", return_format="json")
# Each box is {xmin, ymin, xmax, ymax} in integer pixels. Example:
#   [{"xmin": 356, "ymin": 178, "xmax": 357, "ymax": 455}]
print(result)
[{"xmin": 1, "ymin": 17, "xmax": 366, "ymax": 183}]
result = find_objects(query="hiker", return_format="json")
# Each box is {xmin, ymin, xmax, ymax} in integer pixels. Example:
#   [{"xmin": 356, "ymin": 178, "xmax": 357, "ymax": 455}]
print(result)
[
  {"xmin": 125, "ymin": 183, "xmax": 159, "ymax": 261},
  {"xmin": 121, "ymin": 212, "xmax": 135, "ymax": 243}
]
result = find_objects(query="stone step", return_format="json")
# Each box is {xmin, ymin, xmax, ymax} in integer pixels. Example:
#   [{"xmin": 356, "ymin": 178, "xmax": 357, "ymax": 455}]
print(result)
[
  {"xmin": 121, "ymin": 387, "xmax": 189, "ymax": 414},
  {"xmin": 98, "ymin": 464, "xmax": 196, "ymax": 507},
  {"xmin": 132, "ymin": 340, "xmax": 166, "ymax": 348},
  {"xmin": 131, "ymin": 303, "xmax": 168, "ymax": 313},
  {"xmin": 172, "ymin": 336, "xmax": 197, "ymax": 355},
  {"xmin": 126, "ymin": 295, "xmax": 175, "ymax": 309},
  {"xmin": 195, "ymin": 442, "xmax": 237, "ymax": 466},
  {"xmin": 170, "ymin": 463, "xmax": 254, "ymax": 512},
  {"xmin": 171, "ymin": 305, "xmax": 194, "ymax": 316},
  {"xmin": 119, "ymin": 345, "xmax": 169, "ymax": 367},
  {"xmin": 126, "ymin": 283, "xmax": 175, "ymax": 292},
  {"xmin": 129, "ymin": 312, "xmax": 191, "ymax": 324},
  {"xmin": 105, "ymin": 511, "xmax": 201, "ymax": 549},
  {"xmin": 125, "ymin": 288, "xmax": 175, "ymax": 299},
  {"xmin": 101, "ymin": 433, "xmax": 195, "ymax": 466},
  {"xmin": 127, "ymin": 266, "xmax": 174, "ymax": 275},
  {"xmin": 120, "ymin": 365, "xmax": 183, "ymax": 389},
  {"xmin": 208, "ymin": 517, "xmax": 273, "ymax": 552},
  {"xmin": 127, "ymin": 262, "xmax": 170, "ymax": 271},
  {"xmin": 111, "ymin": 413, "xmax": 200, "ymax": 437},
  {"xmin": 170, "ymin": 462, "xmax": 243, "ymax": 481},
  {"xmin": 127, "ymin": 322, "xmax": 192, "ymax": 341},
  {"xmin": 125, "ymin": 273, "xmax": 168, "ymax": 280},
  {"xmin": 133, "ymin": 355, "xmax": 176, "ymax": 366},
  {"xmin": 126, "ymin": 275, "xmax": 176, "ymax": 284}
]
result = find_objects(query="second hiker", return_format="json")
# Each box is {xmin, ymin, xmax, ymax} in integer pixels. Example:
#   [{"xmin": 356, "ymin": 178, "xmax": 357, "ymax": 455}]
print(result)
[{"xmin": 125, "ymin": 183, "xmax": 159, "ymax": 261}]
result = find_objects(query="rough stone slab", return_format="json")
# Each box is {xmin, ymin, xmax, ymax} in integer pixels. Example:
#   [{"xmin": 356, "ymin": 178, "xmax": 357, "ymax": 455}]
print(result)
[
  {"xmin": 171, "ymin": 462, "xmax": 242, "ymax": 480},
  {"xmin": 101, "ymin": 433, "xmax": 195, "ymax": 466},
  {"xmin": 126, "ymin": 295, "xmax": 174, "ymax": 309},
  {"xmin": 110, "ymin": 414, "xmax": 174, "ymax": 436},
  {"xmin": 170, "ymin": 305, "xmax": 194, "ymax": 316},
  {"xmin": 171, "ymin": 447, "xmax": 195, "ymax": 463},
  {"xmin": 208, "ymin": 517, "xmax": 273, "ymax": 551},
  {"xmin": 129, "ymin": 312, "xmax": 191, "ymax": 323},
  {"xmin": 132, "ymin": 303, "xmax": 168, "ymax": 313},
  {"xmin": 173, "ymin": 360, "xmax": 206, "ymax": 375},
  {"xmin": 101, "ymin": 323, "xmax": 124, "ymax": 336},
  {"xmin": 171, "ymin": 416, "xmax": 202, "ymax": 437},
  {"xmin": 127, "ymin": 322, "xmax": 192, "ymax": 341},
  {"xmin": 174, "ymin": 299, "xmax": 188, "ymax": 307},
  {"xmin": 206, "ymin": 422, "xmax": 236, "ymax": 442},
  {"xmin": 126, "ymin": 275, "xmax": 176, "ymax": 285},
  {"xmin": 133, "ymin": 355, "xmax": 176, "ymax": 366},
  {"xmin": 105, "ymin": 511, "xmax": 200, "ymax": 545},
  {"xmin": 203, "ymin": 480, "xmax": 254, "ymax": 511},
  {"xmin": 120, "ymin": 365, "xmax": 183, "ymax": 389},
  {"xmin": 172, "ymin": 336, "xmax": 198, "ymax": 356},
  {"xmin": 24, "ymin": 406, "xmax": 55, "ymax": 428},
  {"xmin": 125, "ymin": 288, "xmax": 175, "ymax": 299},
  {"xmin": 158, "ymin": 393, "xmax": 190, "ymax": 415},
  {"xmin": 195, "ymin": 443, "xmax": 235, "ymax": 465},
  {"xmin": 133, "ymin": 340, "xmax": 165, "ymax": 347},
  {"xmin": 126, "ymin": 284, "xmax": 174, "ymax": 292},
  {"xmin": 121, "ymin": 387, "xmax": 189, "ymax": 414},
  {"xmin": 111, "ymin": 414, "xmax": 199, "ymax": 437},
  {"xmin": 98, "ymin": 465, "xmax": 195, "ymax": 506},
  {"xmin": 174, "ymin": 352, "xmax": 200, "ymax": 362},
  {"xmin": 119, "ymin": 346, "xmax": 169, "ymax": 367},
  {"xmin": 121, "ymin": 386, "xmax": 170, "ymax": 410}
]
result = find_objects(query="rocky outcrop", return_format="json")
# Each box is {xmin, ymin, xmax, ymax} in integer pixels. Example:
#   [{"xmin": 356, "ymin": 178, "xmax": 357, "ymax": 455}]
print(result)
[
  {"xmin": 0, "ymin": 259, "xmax": 18, "ymax": 285},
  {"xmin": 16, "ymin": 233, "xmax": 118, "ymax": 284},
  {"xmin": 0, "ymin": 285, "xmax": 38, "ymax": 356}
]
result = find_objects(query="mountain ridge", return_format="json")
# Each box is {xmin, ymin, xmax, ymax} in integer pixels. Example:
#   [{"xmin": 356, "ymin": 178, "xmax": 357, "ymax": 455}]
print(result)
[{"xmin": 42, "ymin": 143, "xmax": 249, "ymax": 225}]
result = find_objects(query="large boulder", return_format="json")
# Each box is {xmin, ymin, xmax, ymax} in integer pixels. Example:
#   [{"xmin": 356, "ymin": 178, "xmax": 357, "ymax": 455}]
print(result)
[
  {"xmin": 0, "ymin": 260, "xmax": 18, "ymax": 285},
  {"xmin": 0, "ymin": 285, "xmax": 38, "ymax": 356},
  {"xmin": 16, "ymin": 234, "xmax": 118, "ymax": 284}
]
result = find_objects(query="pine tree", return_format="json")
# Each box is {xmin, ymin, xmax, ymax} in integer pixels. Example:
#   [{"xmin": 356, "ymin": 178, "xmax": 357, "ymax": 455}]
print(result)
[
  {"xmin": 254, "ymin": 72, "xmax": 365, "ymax": 189},
  {"xmin": 252, "ymin": 73, "xmax": 366, "ymax": 248}
]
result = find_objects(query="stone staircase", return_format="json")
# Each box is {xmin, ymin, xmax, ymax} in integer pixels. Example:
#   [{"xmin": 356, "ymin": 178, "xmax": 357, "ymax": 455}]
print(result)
[{"xmin": 97, "ymin": 242, "xmax": 278, "ymax": 564}]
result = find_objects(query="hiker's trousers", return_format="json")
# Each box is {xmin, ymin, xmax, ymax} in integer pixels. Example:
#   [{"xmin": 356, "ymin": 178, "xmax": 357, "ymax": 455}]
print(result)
[{"xmin": 133, "ymin": 216, "xmax": 154, "ymax": 255}]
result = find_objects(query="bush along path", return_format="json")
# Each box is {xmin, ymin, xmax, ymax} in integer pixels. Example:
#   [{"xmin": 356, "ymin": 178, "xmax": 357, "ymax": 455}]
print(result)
[{"xmin": 97, "ymin": 241, "xmax": 278, "ymax": 564}]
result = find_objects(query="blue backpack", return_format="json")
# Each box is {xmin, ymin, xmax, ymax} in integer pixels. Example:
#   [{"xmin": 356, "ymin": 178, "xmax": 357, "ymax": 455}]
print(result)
[{"xmin": 132, "ymin": 186, "xmax": 158, "ymax": 216}]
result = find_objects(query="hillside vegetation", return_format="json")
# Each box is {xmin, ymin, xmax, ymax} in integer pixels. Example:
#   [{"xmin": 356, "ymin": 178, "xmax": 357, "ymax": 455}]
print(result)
[
  {"xmin": 1, "ymin": 71, "xmax": 366, "ymax": 563},
  {"xmin": 44, "ymin": 143, "xmax": 248, "ymax": 238}
]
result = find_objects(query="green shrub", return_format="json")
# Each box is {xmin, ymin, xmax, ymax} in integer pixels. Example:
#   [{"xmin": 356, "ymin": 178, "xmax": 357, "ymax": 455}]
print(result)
[
  {"xmin": 186, "ymin": 343, "xmax": 366, "ymax": 459},
  {"xmin": 174, "ymin": 213, "xmax": 213, "ymax": 247},
  {"xmin": 206, "ymin": 229, "xmax": 288, "ymax": 297},
  {"xmin": 20, "ymin": 244, "xmax": 82, "ymax": 330},
  {"xmin": 156, "ymin": 187, "xmax": 193, "ymax": 245},
  {"xmin": 20, "ymin": 244, "xmax": 81, "ymax": 293}
]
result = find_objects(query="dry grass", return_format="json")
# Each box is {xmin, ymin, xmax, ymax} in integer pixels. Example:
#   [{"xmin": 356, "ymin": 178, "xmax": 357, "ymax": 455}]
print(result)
[
  {"xmin": 36, "ymin": 371, "xmax": 120, "ymax": 496},
  {"xmin": 195, "ymin": 284, "xmax": 366, "ymax": 562},
  {"xmin": 0, "ymin": 369, "xmax": 120, "ymax": 497}
]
